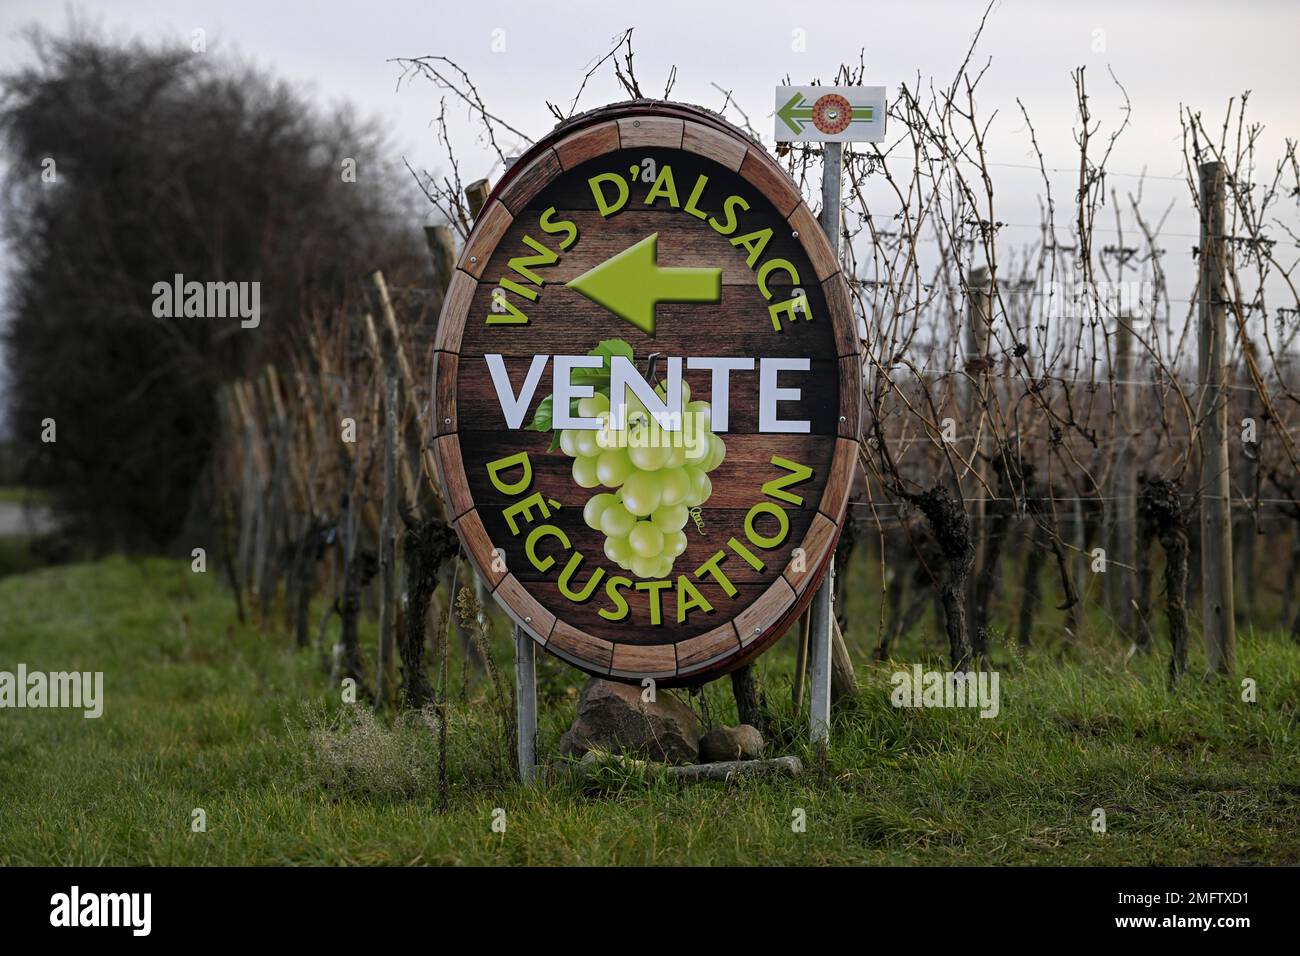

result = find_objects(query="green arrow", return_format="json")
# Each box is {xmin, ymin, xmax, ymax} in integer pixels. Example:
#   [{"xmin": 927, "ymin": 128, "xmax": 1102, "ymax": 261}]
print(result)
[
  {"xmin": 566, "ymin": 233, "xmax": 721, "ymax": 335},
  {"xmin": 778, "ymin": 92, "xmax": 814, "ymax": 134}
]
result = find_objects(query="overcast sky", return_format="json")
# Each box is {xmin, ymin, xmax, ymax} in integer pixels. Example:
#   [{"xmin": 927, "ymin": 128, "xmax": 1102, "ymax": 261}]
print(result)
[
  {"xmin": 2, "ymin": 0, "xmax": 1298, "ymax": 421},
  {"xmin": 5, "ymin": 0, "xmax": 1297, "ymax": 185}
]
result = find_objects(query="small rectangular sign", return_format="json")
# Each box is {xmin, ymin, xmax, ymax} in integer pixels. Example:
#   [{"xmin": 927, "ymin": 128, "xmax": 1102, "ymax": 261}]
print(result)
[{"xmin": 774, "ymin": 85, "xmax": 888, "ymax": 143}]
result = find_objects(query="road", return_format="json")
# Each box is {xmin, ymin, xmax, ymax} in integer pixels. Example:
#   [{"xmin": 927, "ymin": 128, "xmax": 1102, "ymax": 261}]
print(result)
[{"xmin": 0, "ymin": 502, "xmax": 58, "ymax": 537}]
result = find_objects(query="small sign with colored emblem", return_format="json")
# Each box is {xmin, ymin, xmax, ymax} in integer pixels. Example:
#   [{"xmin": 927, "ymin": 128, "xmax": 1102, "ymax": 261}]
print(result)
[{"xmin": 774, "ymin": 86, "xmax": 888, "ymax": 143}]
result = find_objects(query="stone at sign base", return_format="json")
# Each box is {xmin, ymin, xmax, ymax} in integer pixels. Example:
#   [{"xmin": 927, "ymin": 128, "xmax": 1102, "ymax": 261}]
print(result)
[
  {"xmin": 699, "ymin": 724, "xmax": 765, "ymax": 763},
  {"xmin": 559, "ymin": 677, "xmax": 700, "ymax": 765},
  {"xmin": 574, "ymin": 751, "xmax": 803, "ymax": 784}
]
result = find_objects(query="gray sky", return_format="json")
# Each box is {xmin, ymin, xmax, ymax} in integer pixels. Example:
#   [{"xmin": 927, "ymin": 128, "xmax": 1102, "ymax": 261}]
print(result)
[
  {"xmin": 4, "ymin": 0, "xmax": 1298, "ymax": 213},
  {"xmin": 2, "ymin": 0, "xmax": 1298, "ymax": 420},
  {"xmin": 6, "ymin": 0, "xmax": 1297, "ymax": 173}
]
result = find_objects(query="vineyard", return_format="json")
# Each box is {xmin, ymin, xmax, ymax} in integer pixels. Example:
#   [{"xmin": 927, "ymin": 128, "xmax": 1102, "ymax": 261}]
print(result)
[
  {"xmin": 203, "ymin": 34, "xmax": 1300, "ymax": 726},
  {"xmin": 2, "ymin": 7, "xmax": 1298, "ymax": 876}
]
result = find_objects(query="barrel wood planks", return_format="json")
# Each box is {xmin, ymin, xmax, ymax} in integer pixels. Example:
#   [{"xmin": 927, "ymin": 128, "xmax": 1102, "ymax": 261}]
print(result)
[{"xmin": 432, "ymin": 102, "xmax": 860, "ymax": 686}]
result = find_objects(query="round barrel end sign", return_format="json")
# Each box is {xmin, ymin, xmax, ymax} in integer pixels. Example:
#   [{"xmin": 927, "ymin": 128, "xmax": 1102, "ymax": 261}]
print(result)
[{"xmin": 432, "ymin": 103, "xmax": 860, "ymax": 685}]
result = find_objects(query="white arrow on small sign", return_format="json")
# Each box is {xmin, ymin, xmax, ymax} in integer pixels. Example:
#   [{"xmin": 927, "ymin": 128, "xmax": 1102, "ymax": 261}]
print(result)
[{"xmin": 774, "ymin": 85, "xmax": 888, "ymax": 143}]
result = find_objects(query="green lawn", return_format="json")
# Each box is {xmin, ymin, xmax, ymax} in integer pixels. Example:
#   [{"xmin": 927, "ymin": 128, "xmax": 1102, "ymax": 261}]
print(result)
[
  {"xmin": 0, "ymin": 486, "xmax": 51, "ymax": 506},
  {"xmin": 0, "ymin": 555, "xmax": 1296, "ymax": 865}
]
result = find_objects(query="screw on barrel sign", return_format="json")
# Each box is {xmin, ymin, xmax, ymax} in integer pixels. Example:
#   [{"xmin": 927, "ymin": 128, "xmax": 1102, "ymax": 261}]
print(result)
[{"xmin": 431, "ymin": 99, "xmax": 877, "ymax": 768}]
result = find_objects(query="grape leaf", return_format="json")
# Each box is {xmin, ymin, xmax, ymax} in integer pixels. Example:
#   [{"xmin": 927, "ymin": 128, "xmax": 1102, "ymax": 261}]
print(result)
[
  {"xmin": 526, "ymin": 339, "xmax": 632, "ymax": 451},
  {"xmin": 526, "ymin": 395, "xmax": 579, "ymax": 452},
  {"xmin": 591, "ymin": 338, "xmax": 634, "ymax": 364},
  {"xmin": 571, "ymin": 338, "xmax": 633, "ymax": 388},
  {"xmin": 525, "ymin": 396, "xmax": 554, "ymax": 433}
]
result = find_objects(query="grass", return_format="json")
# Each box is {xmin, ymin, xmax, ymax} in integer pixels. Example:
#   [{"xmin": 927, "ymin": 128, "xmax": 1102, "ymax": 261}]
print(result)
[
  {"xmin": 0, "ymin": 536, "xmax": 41, "ymax": 578},
  {"xmin": 0, "ymin": 534, "xmax": 83, "ymax": 579},
  {"xmin": 0, "ymin": 554, "xmax": 1297, "ymax": 865},
  {"xmin": 0, "ymin": 486, "xmax": 51, "ymax": 506}
]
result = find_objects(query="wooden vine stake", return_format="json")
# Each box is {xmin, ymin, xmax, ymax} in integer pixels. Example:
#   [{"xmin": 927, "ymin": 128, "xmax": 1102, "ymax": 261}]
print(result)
[{"xmin": 1197, "ymin": 160, "xmax": 1236, "ymax": 675}]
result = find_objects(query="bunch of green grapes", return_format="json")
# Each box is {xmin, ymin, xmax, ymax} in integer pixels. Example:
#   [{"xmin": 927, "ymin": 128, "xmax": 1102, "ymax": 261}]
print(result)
[{"xmin": 557, "ymin": 381, "xmax": 725, "ymax": 579}]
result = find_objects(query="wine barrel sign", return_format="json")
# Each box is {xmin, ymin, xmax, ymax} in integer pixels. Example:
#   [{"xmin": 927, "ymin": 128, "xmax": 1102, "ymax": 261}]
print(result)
[{"xmin": 432, "ymin": 102, "xmax": 859, "ymax": 684}]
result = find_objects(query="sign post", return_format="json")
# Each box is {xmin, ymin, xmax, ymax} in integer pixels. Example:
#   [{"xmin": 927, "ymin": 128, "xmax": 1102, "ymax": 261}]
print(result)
[
  {"xmin": 808, "ymin": 139, "xmax": 844, "ymax": 747},
  {"xmin": 434, "ymin": 103, "xmax": 861, "ymax": 779},
  {"xmin": 514, "ymin": 623, "xmax": 537, "ymax": 781},
  {"xmin": 775, "ymin": 84, "xmax": 886, "ymax": 748}
]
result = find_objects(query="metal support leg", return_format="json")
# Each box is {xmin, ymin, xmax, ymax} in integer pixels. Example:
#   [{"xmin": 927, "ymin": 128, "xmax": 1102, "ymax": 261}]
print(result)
[
  {"xmin": 808, "ymin": 558, "xmax": 834, "ymax": 747},
  {"xmin": 514, "ymin": 625, "xmax": 537, "ymax": 782}
]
